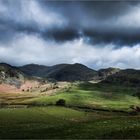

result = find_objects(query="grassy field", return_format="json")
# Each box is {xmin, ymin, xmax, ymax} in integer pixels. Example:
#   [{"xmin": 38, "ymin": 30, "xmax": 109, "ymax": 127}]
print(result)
[
  {"xmin": 23, "ymin": 82, "xmax": 140, "ymax": 112},
  {"xmin": 0, "ymin": 106, "xmax": 140, "ymax": 139},
  {"xmin": 0, "ymin": 82, "xmax": 140, "ymax": 139}
]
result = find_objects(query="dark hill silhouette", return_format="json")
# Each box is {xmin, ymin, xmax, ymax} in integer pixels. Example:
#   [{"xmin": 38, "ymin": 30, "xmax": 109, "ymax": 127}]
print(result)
[
  {"xmin": 46, "ymin": 63, "xmax": 98, "ymax": 81},
  {"xmin": 19, "ymin": 64, "xmax": 49, "ymax": 77},
  {"xmin": 20, "ymin": 63, "xmax": 98, "ymax": 81}
]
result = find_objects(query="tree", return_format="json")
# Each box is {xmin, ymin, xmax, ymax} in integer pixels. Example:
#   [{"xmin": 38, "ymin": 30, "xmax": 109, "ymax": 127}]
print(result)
[{"xmin": 56, "ymin": 99, "xmax": 66, "ymax": 106}]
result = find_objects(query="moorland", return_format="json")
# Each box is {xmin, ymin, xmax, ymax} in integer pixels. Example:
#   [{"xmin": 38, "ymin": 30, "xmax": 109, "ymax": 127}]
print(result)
[{"xmin": 0, "ymin": 63, "xmax": 140, "ymax": 139}]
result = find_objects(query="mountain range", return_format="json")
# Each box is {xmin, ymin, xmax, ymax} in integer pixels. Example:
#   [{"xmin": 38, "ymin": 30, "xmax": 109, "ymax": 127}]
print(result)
[
  {"xmin": 1, "ymin": 62, "xmax": 140, "ymax": 88},
  {"xmin": 19, "ymin": 63, "xmax": 98, "ymax": 81}
]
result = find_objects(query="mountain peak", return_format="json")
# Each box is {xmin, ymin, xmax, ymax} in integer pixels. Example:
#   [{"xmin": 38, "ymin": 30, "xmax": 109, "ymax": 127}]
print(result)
[{"xmin": 0, "ymin": 63, "xmax": 12, "ymax": 67}]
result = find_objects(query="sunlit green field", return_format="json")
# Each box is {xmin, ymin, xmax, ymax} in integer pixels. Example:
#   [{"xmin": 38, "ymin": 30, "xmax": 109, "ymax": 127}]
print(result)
[
  {"xmin": 24, "ymin": 82, "xmax": 140, "ymax": 112},
  {"xmin": 0, "ymin": 82, "xmax": 140, "ymax": 139}
]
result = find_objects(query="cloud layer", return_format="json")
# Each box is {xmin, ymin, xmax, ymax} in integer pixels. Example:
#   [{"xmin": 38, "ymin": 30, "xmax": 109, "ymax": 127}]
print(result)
[
  {"xmin": 0, "ymin": 33, "xmax": 140, "ymax": 69},
  {"xmin": 0, "ymin": 0, "xmax": 140, "ymax": 69},
  {"xmin": 0, "ymin": 0, "xmax": 66, "ymax": 29}
]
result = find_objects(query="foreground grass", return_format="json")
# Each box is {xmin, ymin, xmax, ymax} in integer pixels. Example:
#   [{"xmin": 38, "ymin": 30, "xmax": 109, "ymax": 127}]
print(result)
[{"xmin": 0, "ymin": 106, "xmax": 140, "ymax": 139}]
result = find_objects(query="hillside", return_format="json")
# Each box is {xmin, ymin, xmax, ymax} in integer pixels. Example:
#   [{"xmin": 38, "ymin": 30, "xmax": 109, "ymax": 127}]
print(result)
[
  {"xmin": 98, "ymin": 67, "xmax": 120, "ymax": 79},
  {"xmin": 100, "ymin": 69, "xmax": 140, "ymax": 87},
  {"xmin": 0, "ymin": 63, "xmax": 45, "ymax": 93},
  {"xmin": 2, "ymin": 62, "xmax": 140, "ymax": 85},
  {"xmin": 20, "ymin": 63, "xmax": 98, "ymax": 81},
  {"xmin": 46, "ymin": 63, "xmax": 98, "ymax": 81},
  {"xmin": 0, "ymin": 63, "xmax": 26, "ymax": 88},
  {"xmin": 19, "ymin": 64, "xmax": 49, "ymax": 77}
]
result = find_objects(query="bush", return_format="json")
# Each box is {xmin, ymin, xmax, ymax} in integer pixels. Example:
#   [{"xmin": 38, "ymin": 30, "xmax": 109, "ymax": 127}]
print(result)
[
  {"xmin": 56, "ymin": 99, "xmax": 66, "ymax": 106},
  {"xmin": 130, "ymin": 105, "xmax": 140, "ymax": 112},
  {"xmin": 129, "ymin": 111, "xmax": 138, "ymax": 115}
]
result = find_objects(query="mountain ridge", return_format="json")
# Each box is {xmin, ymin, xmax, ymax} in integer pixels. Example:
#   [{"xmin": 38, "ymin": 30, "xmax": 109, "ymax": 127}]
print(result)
[
  {"xmin": 19, "ymin": 63, "xmax": 98, "ymax": 81},
  {"xmin": 1, "ymin": 62, "xmax": 140, "ymax": 85}
]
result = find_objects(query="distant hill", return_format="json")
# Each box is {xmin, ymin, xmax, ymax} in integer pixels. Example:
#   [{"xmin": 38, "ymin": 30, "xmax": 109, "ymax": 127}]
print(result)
[
  {"xmin": 19, "ymin": 64, "xmax": 49, "ymax": 77},
  {"xmin": 20, "ymin": 63, "xmax": 98, "ymax": 81},
  {"xmin": 46, "ymin": 63, "xmax": 98, "ymax": 81},
  {"xmin": 100, "ymin": 69, "xmax": 140, "ymax": 87},
  {"xmin": 2, "ymin": 62, "xmax": 140, "ymax": 85}
]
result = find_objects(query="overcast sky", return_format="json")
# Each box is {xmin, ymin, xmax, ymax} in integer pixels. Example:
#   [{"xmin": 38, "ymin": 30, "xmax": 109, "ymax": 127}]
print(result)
[{"xmin": 0, "ymin": 0, "xmax": 140, "ymax": 69}]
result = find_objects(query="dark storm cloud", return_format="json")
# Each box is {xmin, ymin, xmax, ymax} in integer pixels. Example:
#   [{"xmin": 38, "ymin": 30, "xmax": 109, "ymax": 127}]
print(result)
[
  {"xmin": 1, "ymin": 0, "xmax": 140, "ymax": 69},
  {"xmin": 83, "ymin": 28, "xmax": 140, "ymax": 46},
  {"xmin": 42, "ymin": 28, "xmax": 80, "ymax": 42},
  {"xmin": 0, "ymin": 0, "xmax": 67, "ymax": 41},
  {"xmin": 38, "ymin": 1, "xmax": 140, "ymax": 45},
  {"xmin": 1, "ymin": 0, "xmax": 140, "ymax": 45},
  {"xmin": 76, "ymin": 1, "xmax": 138, "ymax": 19}
]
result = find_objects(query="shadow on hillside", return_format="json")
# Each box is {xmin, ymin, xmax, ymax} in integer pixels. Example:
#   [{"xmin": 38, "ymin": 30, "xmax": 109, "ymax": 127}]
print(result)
[{"xmin": 78, "ymin": 82, "xmax": 140, "ymax": 97}]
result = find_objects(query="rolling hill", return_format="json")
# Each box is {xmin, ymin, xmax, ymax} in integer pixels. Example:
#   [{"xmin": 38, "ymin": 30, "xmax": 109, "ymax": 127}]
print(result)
[
  {"xmin": 20, "ymin": 63, "xmax": 98, "ymax": 81},
  {"xmin": 19, "ymin": 64, "xmax": 49, "ymax": 77},
  {"xmin": 2, "ymin": 62, "xmax": 140, "ymax": 86},
  {"xmin": 45, "ymin": 63, "xmax": 98, "ymax": 81}
]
